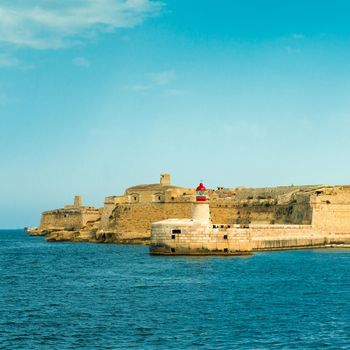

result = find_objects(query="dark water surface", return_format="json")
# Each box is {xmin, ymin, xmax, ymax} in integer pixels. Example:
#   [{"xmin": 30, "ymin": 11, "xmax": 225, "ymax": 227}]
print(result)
[{"xmin": 1, "ymin": 230, "xmax": 350, "ymax": 349}]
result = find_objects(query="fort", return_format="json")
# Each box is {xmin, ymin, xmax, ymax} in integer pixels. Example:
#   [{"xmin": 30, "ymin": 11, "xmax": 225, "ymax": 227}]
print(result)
[{"xmin": 28, "ymin": 174, "xmax": 350, "ymax": 251}]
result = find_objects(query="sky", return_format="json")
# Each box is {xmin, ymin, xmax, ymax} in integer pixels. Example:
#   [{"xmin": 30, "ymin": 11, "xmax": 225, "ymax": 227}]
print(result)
[{"xmin": 1, "ymin": 0, "xmax": 350, "ymax": 228}]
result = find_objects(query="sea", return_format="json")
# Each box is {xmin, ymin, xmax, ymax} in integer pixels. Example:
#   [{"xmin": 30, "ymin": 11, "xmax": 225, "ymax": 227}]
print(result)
[{"xmin": 0, "ymin": 230, "xmax": 350, "ymax": 349}]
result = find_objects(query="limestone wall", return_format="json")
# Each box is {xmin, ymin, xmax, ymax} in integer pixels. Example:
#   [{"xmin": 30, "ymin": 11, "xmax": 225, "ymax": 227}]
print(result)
[
  {"xmin": 150, "ymin": 220, "xmax": 252, "ymax": 255},
  {"xmin": 244, "ymin": 224, "xmax": 350, "ymax": 250},
  {"xmin": 97, "ymin": 196, "xmax": 316, "ymax": 242},
  {"xmin": 247, "ymin": 225, "xmax": 321, "ymax": 250},
  {"xmin": 40, "ymin": 210, "xmax": 83, "ymax": 230},
  {"xmin": 210, "ymin": 203, "xmax": 275, "ymax": 225},
  {"xmin": 231, "ymin": 185, "xmax": 321, "ymax": 201},
  {"xmin": 82, "ymin": 209, "xmax": 102, "ymax": 226},
  {"xmin": 150, "ymin": 218, "xmax": 350, "ymax": 255},
  {"xmin": 274, "ymin": 202, "xmax": 312, "ymax": 225},
  {"xmin": 311, "ymin": 187, "xmax": 350, "ymax": 233},
  {"xmin": 40, "ymin": 208, "xmax": 100, "ymax": 231},
  {"xmin": 97, "ymin": 202, "xmax": 193, "ymax": 241},
  {"xmin": 98, "ymin": 197, "xmax": 119, "ymax": 232}
]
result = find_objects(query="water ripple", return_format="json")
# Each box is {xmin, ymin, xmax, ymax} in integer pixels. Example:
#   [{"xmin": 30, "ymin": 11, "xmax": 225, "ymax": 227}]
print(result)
[{"xmin": 1, "ymin": 231, "xmax": 350, "ymax": 349}]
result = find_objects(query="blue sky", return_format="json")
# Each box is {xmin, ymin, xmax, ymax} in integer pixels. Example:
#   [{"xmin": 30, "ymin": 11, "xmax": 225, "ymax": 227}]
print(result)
[{"xmin": 1, "ymin": 0, "xmax": 350, "ymax": 228}]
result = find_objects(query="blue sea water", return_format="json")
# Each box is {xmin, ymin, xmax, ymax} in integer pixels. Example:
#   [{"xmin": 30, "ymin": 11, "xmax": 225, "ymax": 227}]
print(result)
[{"xmin": 0, "ymin": 230, "xmax": 350, "ymax": 349}]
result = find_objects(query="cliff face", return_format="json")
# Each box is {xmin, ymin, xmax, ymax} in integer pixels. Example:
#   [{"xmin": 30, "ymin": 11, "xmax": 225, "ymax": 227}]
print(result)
[{"xmin": 28, "ymin": 175, "xmax": 350, "ymax": 246}]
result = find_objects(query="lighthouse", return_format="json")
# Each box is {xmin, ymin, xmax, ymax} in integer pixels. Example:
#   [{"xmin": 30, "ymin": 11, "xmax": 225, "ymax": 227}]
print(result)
[
  {"xmin": 192, "ymin": 182, "xmax": 211, "ymax": 223},
  {"xmin": 150, "ymin": 180, "xmax": 252, "ymax": 255}
]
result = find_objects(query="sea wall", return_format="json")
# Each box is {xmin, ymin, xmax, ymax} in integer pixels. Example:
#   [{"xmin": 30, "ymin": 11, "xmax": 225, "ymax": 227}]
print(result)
[
  {"xmin": 246, "ymin": 225, "xmax": 327, "ymax": 250},
  {"xmin": 150, "ymin": 220, "xmax": 252, "ymax": 255},
  {"xmin": 243, "ymin": 224, "xmax": 350, "ymax": 250},
  {"xmin": 151, "ymin": 222, "xmax": 350, "ymax": 255}
]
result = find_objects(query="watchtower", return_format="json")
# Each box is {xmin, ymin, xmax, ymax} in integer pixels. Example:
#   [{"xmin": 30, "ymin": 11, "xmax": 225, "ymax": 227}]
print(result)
[
  {"xmin": 74, "ymin": 195, "xmax": 82, "ymax": 207},
  {"xmin": 160, "ymin": 174, "xmax": 171, "ymax": 186}
]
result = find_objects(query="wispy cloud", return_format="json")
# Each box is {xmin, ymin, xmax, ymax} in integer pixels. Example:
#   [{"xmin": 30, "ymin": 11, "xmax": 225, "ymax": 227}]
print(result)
[
  {"xmin": 285, "ymin": 46, "xmax": 301, "ymax": 54},
  {"xmin": 0, "ymin": 0, "xmax": 164, "ymax": 49},
  {"xmin": 164, "ymin": 88, "xmax": 190, "ymax": 96},
  {"xmin": 291, "ymin": 33, "xmax": 305, "ymax": 40},
  {"xmin": 72, "ymin": 57, "xmax": 91, "ymax": 67},
  {"xmin": 0, "ymin": 92, "xmax": 11, "ymax": 106},
  {"xmin": 128, "ymin": 69, "xmax": 176, "ymax": 92},
  {"xmin": 0, "ymin": 53, "xmax": 34, "ymax": 70},
  {"xmin": 0, "ymin": 54, "xmax": 20, "ymax": 67},
  {"xmin": 129, "ymin": 84, "xmax": 152, "ymax": 92},
  {"xmin": 148, "ymin": 69, "xmax": 175, "ymax": 85}
]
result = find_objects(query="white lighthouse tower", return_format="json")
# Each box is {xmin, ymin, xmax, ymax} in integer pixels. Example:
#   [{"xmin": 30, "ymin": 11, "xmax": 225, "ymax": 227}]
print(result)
[{"xmin": 192, "ymin": 182, "xmax": 211, "ymax": 224}]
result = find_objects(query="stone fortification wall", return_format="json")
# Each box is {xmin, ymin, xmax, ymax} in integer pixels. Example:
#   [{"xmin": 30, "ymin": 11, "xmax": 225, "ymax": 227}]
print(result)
[
  {"xmin": 208, "ymin": 186, "xmax": 316, "ymax": 226},
  {"xmin": 97, "ymin": 202, "xmax": 193, "ymax": 242},
  {"xmin": 40, "ymin": 207, "xmax": 100, "ymax": 231},
  {"xmin": 210, "ymin": 198, "xmax": 312, "ymax": 226},
  {"xmin": 311, "ymin": 187, "xmax": 350, "ymax": 233},
  {"xmin": 150, "ymin": 219, "xmax": 252, "ymax": 255},
  {"xmin": 40, "ymin": 210, "xmax": 84, "ymax": 230},
  {"xmin": 98, "ymin": 196, "xmax": 120, "ymax": 233},
  {"xmin": 240, "ymin": 224, "xmax": 350, "ymax": 250},
  {"xmin": 98, "ymin": 201, "xmax": 286, "ymax": 240},
  {"xmin": 231, "ymin": 185, "xmax": 322, "ymax": 201},
  {"xmin": 97, "ymin": 191, "xmax": 316, "ymax": 242},
  {"xmin": 274, "ymin": 193, "xmax": 313, "ymax": 225},
  {"xmin": 210, "ymin": 203, "xmax": 275, "ymax": 225},
  {"xmin": 247, "ymin": 225, "xmax": 322, "ymax": 250},
  {"xmin": 37, "ymin": 195, "xmax": 101, "ymax": 234}
]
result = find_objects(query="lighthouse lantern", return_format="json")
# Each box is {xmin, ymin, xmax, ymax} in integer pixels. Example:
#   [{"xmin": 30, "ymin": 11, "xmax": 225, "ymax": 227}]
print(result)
[{"xmin": 196, "ymin": 182, "xmax": 207, "ymax": 202}]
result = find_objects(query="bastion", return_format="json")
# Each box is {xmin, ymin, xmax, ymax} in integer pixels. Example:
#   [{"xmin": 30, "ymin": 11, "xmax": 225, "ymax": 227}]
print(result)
[{"xmin": 28, "ymin": 195, "xmax": 102, "ymax": 242}]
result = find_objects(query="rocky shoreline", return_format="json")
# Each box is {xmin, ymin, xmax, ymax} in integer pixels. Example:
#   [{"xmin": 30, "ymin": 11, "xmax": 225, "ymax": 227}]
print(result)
[
  {"xmin": 27, "ymin": 226, "xmax": 350, "ymax": 253},
  {"xmin": 28, "ymin": 228, "xmax": 149, "ymax": 244}
]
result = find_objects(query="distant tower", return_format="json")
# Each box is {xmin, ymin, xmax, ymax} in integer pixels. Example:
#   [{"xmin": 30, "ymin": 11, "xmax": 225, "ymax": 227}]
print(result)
[
  {"xmin": 74, "ymin": 195, "xmax": 82, "ymax": 207},
  {"xmin": 160, "ymin": 174, "xmax": 171, "ymax": 186},
  {"xmin": 192, "ymin": 182, "xmax": 211, "ymax": 223}
]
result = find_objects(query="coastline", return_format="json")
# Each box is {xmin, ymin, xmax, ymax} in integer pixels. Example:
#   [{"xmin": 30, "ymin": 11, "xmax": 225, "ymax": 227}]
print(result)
[{"xmin": 27, "ymin": 227, "xmax": 350, "ymax": 253}]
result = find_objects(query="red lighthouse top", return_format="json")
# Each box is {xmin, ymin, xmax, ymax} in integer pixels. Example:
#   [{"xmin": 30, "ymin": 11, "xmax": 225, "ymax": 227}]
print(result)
[
  {"xmin": 196, "ymin": 182, "xmax": 207, "ymax": 201},
  {"xmin": 196, "ymin": 182, "xmax": 206, "ymax": 191}
]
